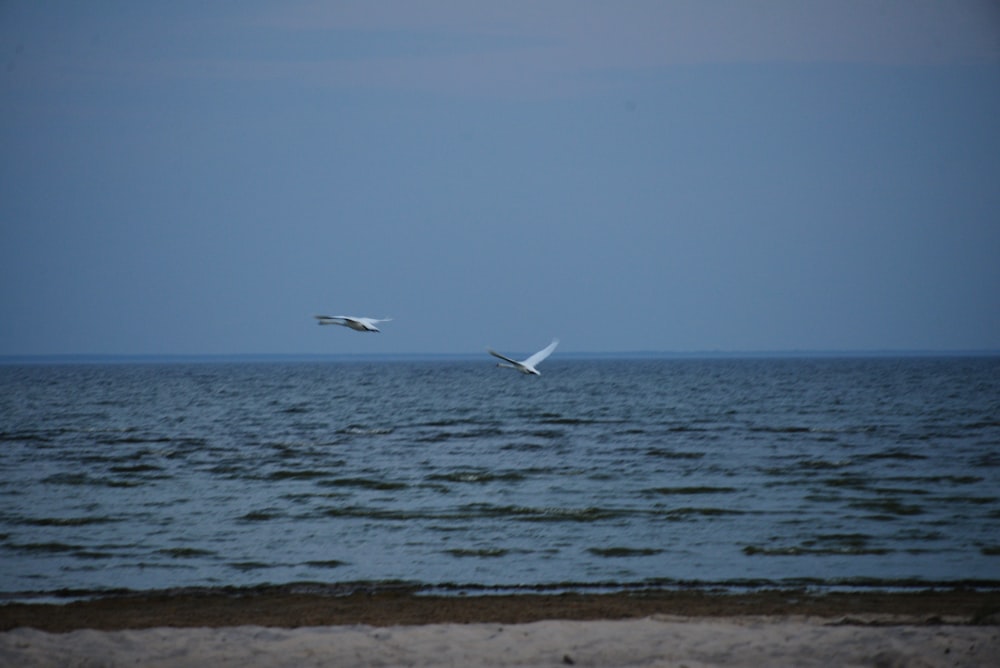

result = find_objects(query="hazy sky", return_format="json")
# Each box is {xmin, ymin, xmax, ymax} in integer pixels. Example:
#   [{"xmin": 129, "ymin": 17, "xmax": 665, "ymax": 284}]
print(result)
[{"xmin": 2, "ymin": 1, "xmax": 999, "ymax": 356}]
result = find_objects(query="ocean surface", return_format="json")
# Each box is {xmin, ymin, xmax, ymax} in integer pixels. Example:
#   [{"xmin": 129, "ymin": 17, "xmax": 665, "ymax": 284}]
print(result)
[{"xmin": 1, "ymin": 355, "xmax": 999, "ymax": 599}]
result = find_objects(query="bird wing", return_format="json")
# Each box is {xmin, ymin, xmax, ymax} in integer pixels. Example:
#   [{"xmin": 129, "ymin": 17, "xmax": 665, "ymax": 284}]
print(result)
[
  {"xmin": 523, "ymin": 339, "xmax": 559, "ymax": 368},
  {"xmin": 487, "ymin": 349, "xmax": 522, "ymax": 366},
  {"xmin": 315, "ymin": 315, "xmax": 348, "ymax": 324}
]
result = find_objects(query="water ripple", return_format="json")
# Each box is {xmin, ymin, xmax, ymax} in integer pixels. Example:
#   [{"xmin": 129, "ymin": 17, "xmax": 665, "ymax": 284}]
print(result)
[{"xmin": 2, "ymin": 356, "xmax": 998, "ymax": 594}]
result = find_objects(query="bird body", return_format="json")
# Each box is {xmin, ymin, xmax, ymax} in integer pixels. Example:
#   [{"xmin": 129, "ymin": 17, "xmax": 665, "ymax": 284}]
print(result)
[
  {"xmin": 315, "ymin": 315, "xmax": 392, "ymax": 332},
  {"xmin": 488, "ymin": 339, "xmax": 559, "ymax": 375}
]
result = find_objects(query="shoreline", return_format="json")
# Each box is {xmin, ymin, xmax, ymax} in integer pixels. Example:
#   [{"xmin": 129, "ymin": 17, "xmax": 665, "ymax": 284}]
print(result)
[
  {"xmin": 3, "ymin": 587, "xmax": 998, "ymax": 632},
  {"xmin": 4, "ymin": 589, "xmax": 998, "ymax": 667}
]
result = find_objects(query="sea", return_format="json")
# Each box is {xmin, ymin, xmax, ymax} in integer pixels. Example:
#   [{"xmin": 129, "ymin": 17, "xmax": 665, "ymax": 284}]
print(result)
[{"xmin": 1, "ymin": 354, "xmax": 998, "ymax": 601}]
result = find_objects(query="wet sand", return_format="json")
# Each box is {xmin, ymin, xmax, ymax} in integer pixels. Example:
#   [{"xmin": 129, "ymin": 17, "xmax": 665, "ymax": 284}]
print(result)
[
  {"xmin": 2, "ymin": 588, "xmax": 999, "ymax": 631},
  {"xmin": 2, "ymin": 589, "xmax": 998, "ymax": 666}
]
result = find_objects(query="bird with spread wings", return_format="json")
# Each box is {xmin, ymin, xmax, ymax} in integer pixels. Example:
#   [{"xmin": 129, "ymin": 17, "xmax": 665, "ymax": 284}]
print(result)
[
  {"xmin": 315, "ymin": 315, "xmax": 392, "ymax": 332},
  {"xmin": 487, "ymin": 339, "xmax": 559, "ymax": 375}
]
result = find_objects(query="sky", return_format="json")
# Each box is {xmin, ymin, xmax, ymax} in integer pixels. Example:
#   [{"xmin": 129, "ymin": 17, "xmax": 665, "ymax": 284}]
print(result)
[{"xmin": 2, "ymin": 1, "xmax": 999, "ymax": 357}]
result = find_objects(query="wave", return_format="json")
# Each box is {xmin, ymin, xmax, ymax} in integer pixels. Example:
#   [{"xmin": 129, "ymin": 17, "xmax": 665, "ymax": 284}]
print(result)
[
  {"xmin": 318, "ymin": 504, "xmax": 633, "ymax": 523},
  {"xmin": 0, "ymin": 431, "xmax": 53, "ymax": 444},
  {"xmin": 749, "ymin": 426, "xmax": 813, "ymax": 434},
  {"xmin": 337, "ymin": 425, "xmax": 394, "ymax": 436},
  {"xmin": 266, "ymin": 469, "xmax": 331, "ymax": 481},
  {"xmin": 5, "ymin": 542, "xmax": 117, "ymax": 559},
  {"xmin": 304, "ymin": 560, "xmax": 348, "ymax": 569},
  {"xmin": 588, "ymin": 547, "xmax": 664, "ymax": 558},
  {"xmin": 238, "ymin": 510, "xmax": 285, "ymax": 522},
  {"xmin": 17, "ymin": 516, "xmax": 122, "ymax": 527},
  {"xmin": 97, "ymin": 435, "xmax": 173, "ymax": 446},
  {"xmin": 40, "ymin": 473, "xmax": 142, "ymax": 488},
  {"xmin": 317, "ymin": 477, "xmax": 408, "ymax": 490},
  {"xmin": 416, "ymin": 427, "xmax": 506, "ymax": 443},
  {"xmin": 742, "ymin": 545, "xmax": 893, "ymax": 556},
  {"xmin": 6, "ymin": 577, "xmax": 1000, "ymax": 605},
  {"xmin": 644, "ymin": 448, "xmax": 705, "ymax": 460},
  {"xmin": 157, "ymin": 548, "xmax": 216, "ymax": 559},
  {"xmin": 444, "ymin": 548, "xmax": 510, "ymax": 558},
  {"xmin": 426, "ymin": 470, "xmax": 527, "ymax": 484},
  {"xmin": 846, "ymin": 499, "xmax": 926, "ymax": 517},
  {"xmin": 860, "ymin": 448, "xmax": 930, "ymax": 461},
  {"xmin": 660, "ymin": 507, "xmax": 746, "ymax": 520},
  {"xmin": 645, "ymin": 486, "xmax": 737, "ymax": 495}
]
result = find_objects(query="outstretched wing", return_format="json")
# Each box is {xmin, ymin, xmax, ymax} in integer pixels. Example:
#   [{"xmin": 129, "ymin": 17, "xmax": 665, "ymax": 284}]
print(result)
[
  {"xmin": 315, "ymin": 315, "xmax": 350, "ymax": 325},
  {"xmin": 523, "ymin": 339, "xmax": 559, "ymax": 368},
  {"xmin": 487, "ymin": 348, "xmax": 521, "ymax": 367}
]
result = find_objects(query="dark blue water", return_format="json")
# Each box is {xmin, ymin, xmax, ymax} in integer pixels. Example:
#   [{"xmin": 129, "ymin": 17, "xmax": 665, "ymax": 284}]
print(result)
[{"xmin": 1, "ymin": 356, "xmax": 998, "ymax": 598}]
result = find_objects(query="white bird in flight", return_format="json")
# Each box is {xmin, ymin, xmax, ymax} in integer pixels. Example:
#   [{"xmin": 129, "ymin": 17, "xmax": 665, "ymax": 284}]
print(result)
[
  {"xmin": 315, "ymin": 315, "xmax": 392, "ymax": 332},
  {"xmin": 488, "ymin": 339, "xmax": 559, "ymax": 375}
]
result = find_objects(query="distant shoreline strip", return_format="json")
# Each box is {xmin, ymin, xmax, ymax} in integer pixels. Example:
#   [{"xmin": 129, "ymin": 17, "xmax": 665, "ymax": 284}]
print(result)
[{"xmin": 3, "ymin": 350, "xmax": 999, "ymax": 365}]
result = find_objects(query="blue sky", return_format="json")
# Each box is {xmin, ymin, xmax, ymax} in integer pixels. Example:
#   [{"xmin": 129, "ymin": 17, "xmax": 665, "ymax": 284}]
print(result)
[{"xmin": 2, "ymin": 1, "xmax": 999, "ymax": 356}]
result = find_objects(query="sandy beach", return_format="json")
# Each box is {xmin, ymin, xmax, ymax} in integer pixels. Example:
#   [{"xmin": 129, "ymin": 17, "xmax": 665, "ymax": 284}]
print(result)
[{"xmin": 2, "ymin": 589, "xmax": 997, "ymax": 666}]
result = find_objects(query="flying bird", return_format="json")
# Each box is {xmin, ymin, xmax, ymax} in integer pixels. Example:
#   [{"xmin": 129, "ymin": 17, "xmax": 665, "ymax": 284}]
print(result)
[
  {"xmin": 488, "ymin": 339, "xmax": 559, "ymax": 375},
  {"xmin": 315, "ymin": 315, "xmax": 392, "ymax": 332}
]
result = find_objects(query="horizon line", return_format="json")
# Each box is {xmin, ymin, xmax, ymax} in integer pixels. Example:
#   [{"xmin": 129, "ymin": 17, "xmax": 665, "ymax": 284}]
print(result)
[{"xmin": 2, "ymin": 349, "xmax": 998, "ymax": 365}]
